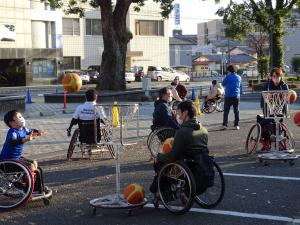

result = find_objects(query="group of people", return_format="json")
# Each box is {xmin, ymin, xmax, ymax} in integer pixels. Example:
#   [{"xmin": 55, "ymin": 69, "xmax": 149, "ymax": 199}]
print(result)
[{"xmin": 0, "ymin": 65, "xmax": 289, "ymax": 197}]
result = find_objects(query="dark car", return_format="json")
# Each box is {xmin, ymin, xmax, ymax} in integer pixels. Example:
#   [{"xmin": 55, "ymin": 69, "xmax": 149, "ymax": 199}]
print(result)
[
  {"xmin": 87, "ymin": 65, "xmax": 100, "ymax": 73},
  {"xmin": 88, "ymin": 70, "xmax": 100, "ymax": 83},
  {"xmin": 131, "ymin": 66, "xmax": 144, "ymax": 81}
]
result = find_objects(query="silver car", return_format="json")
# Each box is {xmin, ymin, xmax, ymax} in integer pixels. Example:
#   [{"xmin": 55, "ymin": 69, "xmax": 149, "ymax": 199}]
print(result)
[{"xmin": 147, "ymin": 66, "xmax": 190, "ymax": 82}]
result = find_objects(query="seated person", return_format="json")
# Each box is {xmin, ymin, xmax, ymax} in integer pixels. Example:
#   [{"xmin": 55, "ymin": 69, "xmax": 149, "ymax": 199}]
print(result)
[
  {"xmin": 170, "ymin": 81, "xmax": 182, "ymax": 102},
  {"xmin": 205, "ymin": 80, "xmax": 224, "ymax": 106},
  {"xmin": 150, "ymin": 100, "xmax": 214, "ymax": 195},
  {"xmin": 259, "ymin": 68, "xmax": 289, "ymax": 151},
  {"xmin": 173, "ymin": 78, "xmax": 188, "ymax": 100},
  {"xmin": 67, "ymin": 89, "xmax": 106, "ymax": 142},
  {"xmin": 0, "ymin": 110, "xmax": 44, "ymax": 192},
  {"xmin": 152, "ymin": 87, "xmax": 180, "ymax": 131}
]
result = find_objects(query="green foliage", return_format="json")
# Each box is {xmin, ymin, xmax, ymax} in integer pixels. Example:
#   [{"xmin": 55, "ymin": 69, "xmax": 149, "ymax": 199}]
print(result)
[
  {"xmin": 292, "ymin": 56, "xmax": 300, "ymax": 73},
  {"xmin": 257, "ymin": 56, "xmax": 269, "ymax": 78}
]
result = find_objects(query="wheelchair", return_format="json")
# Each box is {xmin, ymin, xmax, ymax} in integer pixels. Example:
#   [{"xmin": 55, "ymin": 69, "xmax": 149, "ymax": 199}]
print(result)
[
  {"xmin": 152, "ymin": 157, "xmax": 225, "ymax": 214},
  {"xmin": 246, "ymin": 115, "xmax": 295, "ymax": 155},
  {"xmin": 67, "ymin": 119, "xmax": 115, "ymax": 160},
  {"xmin": 0, "ymin": 159, "xmax": 52, "ymax": 210},
  {"xmin": 147, "ymin": 127, "xmax": 176, "ymax": 159},
  {"xmin": 201, "ymin": 96, "xmax": 224, "ymax": 114}
]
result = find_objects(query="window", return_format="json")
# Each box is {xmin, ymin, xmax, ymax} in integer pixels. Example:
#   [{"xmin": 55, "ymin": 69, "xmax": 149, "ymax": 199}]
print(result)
[
  {"xmin": 86, "ymin": 19, "xmax": 102, "ymax": 35},
  {"xmin": 63, "ymin": 57, "xmax": 81, "ymax": 70},
  {"xmin": 62, "ymin": 18, "xmax": 80, "ymax": 35},
  {"xmin": 135, "ymin": 20, "xmax": 164, "ymax": 36}
]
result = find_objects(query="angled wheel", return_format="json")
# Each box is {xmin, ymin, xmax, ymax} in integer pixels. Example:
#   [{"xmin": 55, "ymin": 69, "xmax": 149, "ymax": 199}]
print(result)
[
  {"xmin": 202, "ymin": 101, "xmax": 216, "ymax": 114},
  {"xmin": 279, "ymin": 123, "xmax": 295, "ymax": 152},
  {"xmin": 158, "ymin": 161, "xmax": 196, "ymax": 215},
  {"xmin": 215, "ymin": 98, "xmax": 224, "ymax": 112},
  {"xmin": 245, "ymin": 123, "xmax": 261, "ymax": 155},
  {"xmin": 194, "ymin": 161, "xmax": 225, "ymax": 209},
  {"xmin": 147, "ymin": 130, "xmax": 156, "ymax": 151},
  {"xmin": 67, "ymin": 128, "xmax": 79, "ymax": 160},
  {"xmin": 0, "ymin": 160, "xmax": 34, "ymax": 210},
  {"xmin": 148, "ymin": 128, "xmax": 176, "ymax": 158}
]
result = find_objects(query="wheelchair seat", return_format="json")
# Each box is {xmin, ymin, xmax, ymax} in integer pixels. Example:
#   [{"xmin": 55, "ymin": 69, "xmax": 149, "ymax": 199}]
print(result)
[{"xmin": 78, "ymin": 119, "xmax": 101, "ymax": 144}]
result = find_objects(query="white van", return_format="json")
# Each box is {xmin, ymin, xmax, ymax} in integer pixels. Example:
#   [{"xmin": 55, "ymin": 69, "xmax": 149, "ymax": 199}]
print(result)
[{"xmin": 242, "ymin": 66, "xmax": 259, "ymax": 77}]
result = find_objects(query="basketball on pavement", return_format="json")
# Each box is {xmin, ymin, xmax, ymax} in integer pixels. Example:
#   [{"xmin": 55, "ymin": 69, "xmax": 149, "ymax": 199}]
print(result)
[
  {"xmin": 124, "ymin": 183, "xmax": 145, "ymax": 204},
  {"xmin": 289, "ymin": 90, "xmax": 297, "ymax": 104}
]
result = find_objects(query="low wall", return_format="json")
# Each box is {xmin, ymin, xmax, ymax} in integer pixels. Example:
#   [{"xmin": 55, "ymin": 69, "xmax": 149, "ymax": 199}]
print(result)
[{"xmin": 0, "ymin": 95, "xmax": 26, "ymax": 113}]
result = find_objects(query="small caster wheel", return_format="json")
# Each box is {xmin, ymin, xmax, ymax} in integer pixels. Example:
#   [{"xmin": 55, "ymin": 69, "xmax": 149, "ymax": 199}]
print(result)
[
  {"xmin": 43, "ymin": 198, "xmax": 51, "ymax": 206},
  {"xmin": 263, "ymin": 161, "xmax": 269, "ymax": 166},
  {"xmin": 153, "ymin": 199, "xmax": 159, "ymax": 209},
  {"xmin": 93, "ymin": 207, "xmax": 96, "ymax": 215},
  {"xmin": 289, "ymin": 160, "xmax": 295, "ymax": 166},
  {"xmin": 127, "ymin": 210, "xmax": 132, "ymax": 216}
]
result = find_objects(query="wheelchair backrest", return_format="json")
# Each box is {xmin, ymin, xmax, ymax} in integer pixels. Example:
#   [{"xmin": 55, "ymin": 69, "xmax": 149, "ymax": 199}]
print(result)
[{"xmin": 78, "ymin": 119, "xmax": 101, "ymax": 144}]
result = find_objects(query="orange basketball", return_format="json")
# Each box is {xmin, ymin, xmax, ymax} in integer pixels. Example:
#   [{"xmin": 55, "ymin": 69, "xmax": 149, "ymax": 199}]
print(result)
[
  {"xmin": 162, "ymin": 137, "xmax": 174, "ymax": 154},
  {"xmin": 62, "ymin": 73, "xmax": 82, "ymax": 93},
  {"xmin": 289, "ymin": 90, "xmax": 297, "ymax": 104},
  {"xmin": 124, "ymin": 184, "xmax": 145, "ymax": 204},
  {"xmin": 293, "ymin": 111, "xmax": 300, "ymax": 126}
]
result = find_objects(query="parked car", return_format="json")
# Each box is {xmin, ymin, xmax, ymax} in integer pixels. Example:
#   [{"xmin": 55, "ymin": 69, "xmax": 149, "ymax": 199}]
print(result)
[
  {"xmin": 87, "ymin": 65, "xmax": 100, "ymax": 73},
  {"xmin": 131, "ymin": 66, "xmax": 144, "ymax": 81},
  {"xmin": 147, "ymin": 66, "xmax": 190, "ymax": 82},
  {"xmin": 87, "ymin": 70, "xmax": 100, "ymax": 83},
  {"xmin": 125, "ymin": 70, "xmax": 135, "ymax": 83},
  {"xmin": 242, "ymin": 66, "xmax": 259, "ymax": 77},
  {"xmin": 64, "ymin": 70, "xmax": 90, "ymax": 84}
]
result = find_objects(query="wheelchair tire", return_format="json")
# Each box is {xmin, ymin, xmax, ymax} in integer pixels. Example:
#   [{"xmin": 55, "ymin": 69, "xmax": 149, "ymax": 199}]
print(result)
[
  {"xmin": 202, "ymin": 101, "xmax": 216, "ymax": 114},
  {"xmin": 280, "ymin": 123, "xmax": 295, "ymax": 151},
  {"xmin": 194, "ymin": 161, "xmax": 225, "ymax": 209},
  {"xmin": 157, "ymin": 161, "xmax": 196, "ymax": 215},
  {"xmin": 148, "ymin": 128, "xmax": 176, "ymax": 158},
  {"xmin": 215, "ymin": 99, "xmax": 224, "ymax": 112},
  {"xmin": 67, "ymin": 128, "xmax": 79, "ymax": 160},
  {"xmin": 0, "ymin": 160, "xmax": 34, "ymax": 210},
  {"xmin": 245, "ymin": 123, "xmax": 261, "ymax": 155}
]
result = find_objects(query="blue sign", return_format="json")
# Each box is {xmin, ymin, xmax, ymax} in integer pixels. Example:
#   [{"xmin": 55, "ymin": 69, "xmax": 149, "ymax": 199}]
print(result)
[{"xmin": 174, "ymin": 3, "xmax": 180, "ymax": 26}]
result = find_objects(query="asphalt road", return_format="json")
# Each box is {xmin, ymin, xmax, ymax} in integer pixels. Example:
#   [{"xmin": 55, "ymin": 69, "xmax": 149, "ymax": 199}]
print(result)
[{"xmin": 0, "ymin": 120, "xmax": 299, "ymax": 225}]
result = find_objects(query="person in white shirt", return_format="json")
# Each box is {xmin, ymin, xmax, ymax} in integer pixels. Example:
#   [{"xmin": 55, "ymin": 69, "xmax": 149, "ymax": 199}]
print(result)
[
  {"xmin": 170, "ymin": 81, "xmax": 182, "ymax": 102},
  {"xmin": 67, "ymin": 89, "xmax": 106, "ymax": 136},
  {"xmin": 204, "ymin": 80, "xmax": 224, "ymax": 106}
]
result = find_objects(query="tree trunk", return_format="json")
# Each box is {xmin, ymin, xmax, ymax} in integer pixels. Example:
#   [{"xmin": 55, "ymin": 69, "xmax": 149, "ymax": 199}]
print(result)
[
  {"xmin": 96, "ymin": 1, "xmax": 131, "ymax": 91},
  {"xmin": 269, "ymin": 17, "xmax": 284, "ymax": 69}
]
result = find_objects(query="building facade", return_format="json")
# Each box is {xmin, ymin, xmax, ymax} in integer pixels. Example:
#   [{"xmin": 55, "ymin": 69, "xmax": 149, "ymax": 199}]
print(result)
[
  {"xmin": 0, "ymin": 0, "xmax": 63, "ymax": 86},
  {"xmin": 197, "ymin": 19, "xmax": 225, "ymax": 46}
]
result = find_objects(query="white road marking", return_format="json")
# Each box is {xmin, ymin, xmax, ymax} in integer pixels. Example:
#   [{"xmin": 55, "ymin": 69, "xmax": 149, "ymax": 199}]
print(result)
[
  {"xmin": 145, "ymin": 204, "xmax": 300, "ymax": 224},
  {"xmin": 224, "ymin": 173, "xmax": 300, "ymax": 181}
]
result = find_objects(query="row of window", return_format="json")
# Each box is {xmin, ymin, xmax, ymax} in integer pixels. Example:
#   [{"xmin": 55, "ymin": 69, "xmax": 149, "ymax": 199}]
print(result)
[{"xmin": 62, "ymin": 18, "xmax": 164, "ymax": 36}]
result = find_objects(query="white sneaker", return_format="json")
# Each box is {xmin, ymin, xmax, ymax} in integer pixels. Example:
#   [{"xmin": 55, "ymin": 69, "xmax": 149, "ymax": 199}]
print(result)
[
  {"xmin": 222, "ymin": 125, "xmax": 227, "ymax": 130},
  {"xmin": 235, "ymin": 126, "xmax": 240, "ymax": 130}
]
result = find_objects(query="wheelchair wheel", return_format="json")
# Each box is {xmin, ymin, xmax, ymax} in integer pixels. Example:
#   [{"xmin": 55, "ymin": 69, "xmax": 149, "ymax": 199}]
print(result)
[
  {"xmin": 67, "ymin": 128, "xmax": 79, "ymax": 160},
  {"xmin": 279, "ymin": 123, "xmax": 295, "ymax": 151},
  {"xmin": 202, "ymin": 101, "xmax": 216, "ymax": 114},
  {"xmin": 147, "ymin": 129, "xmax": 156, "ymax": 151},
  {"xmin": 245, "ymin": 123, "xmax": 261, "ymax": 155},
  {"xmin": 170, "ymin": 100, "xmax": 180, "ymax": 110},
  {"xmin": 194, "ymin": 161, "xmax": 225, "ymax": 209},
  {"xmin": 0, "ymin": 160, "xmax": 34, "ymax": 210},
  {"xmin": 157, "ymin": 161, "xmax": 196, "ymax": 215},
  {"xmin": 215, "ymin": 98, "xmax": 224, "ymax": 112},
  {"xmin": 148, "ymin": 128, "xmax": 176, "ymax": 158}
]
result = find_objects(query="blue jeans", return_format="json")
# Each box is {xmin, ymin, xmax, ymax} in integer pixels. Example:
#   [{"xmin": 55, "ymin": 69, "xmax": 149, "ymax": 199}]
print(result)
[{"xmin": 223, "ymin": 97, "xmax": 240, "ymax": 127}]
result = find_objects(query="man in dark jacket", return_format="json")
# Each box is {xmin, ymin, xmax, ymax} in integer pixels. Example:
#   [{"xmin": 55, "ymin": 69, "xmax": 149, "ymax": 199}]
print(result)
[{"xmin": 152, "ymin": 87, "xmax": 180, "ymax": 130}]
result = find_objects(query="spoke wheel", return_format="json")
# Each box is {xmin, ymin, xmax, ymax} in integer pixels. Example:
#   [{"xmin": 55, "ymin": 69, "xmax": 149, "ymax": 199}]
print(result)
[
  {"xmin": 245, "ymin": 123, "xmax": 261, "ymax": 155},
  {"xmin": 215, "ymin": 99, "xmax": 224, "ymax": 112},
  {"xmin": 202, "ymin": 101, "xmax": 216, "ymax": 114},
  {"xmin": 67, "ymin": 128, "xmax": 79, "ymax": 160}
]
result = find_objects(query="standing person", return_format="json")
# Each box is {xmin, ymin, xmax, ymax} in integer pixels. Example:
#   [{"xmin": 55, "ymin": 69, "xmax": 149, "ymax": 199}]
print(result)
[
  {"xmin": 170, "ymin": 81, "xmax": 182, "ymax": 102},
  {"xmin": 152, "ymin": 87, "xmax": 180, "ymax": 130},
  {"xmin": 221, "ymin": 65, "xmax": 243, "ymax": 130},
  {"xmin": 173, "ymin": 78, "xmax": 188, "ymax": 100}
]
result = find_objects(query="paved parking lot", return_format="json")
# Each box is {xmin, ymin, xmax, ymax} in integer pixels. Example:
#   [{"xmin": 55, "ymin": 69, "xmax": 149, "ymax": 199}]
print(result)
[{"xmin": 0, "ymin": 120, "xmax": 299, "ymax": 225}]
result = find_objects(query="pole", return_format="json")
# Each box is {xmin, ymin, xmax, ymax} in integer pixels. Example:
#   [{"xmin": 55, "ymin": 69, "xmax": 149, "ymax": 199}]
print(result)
[{"xmin": 63, "ymin": 91, "xmax": 67, "ymax": 113}]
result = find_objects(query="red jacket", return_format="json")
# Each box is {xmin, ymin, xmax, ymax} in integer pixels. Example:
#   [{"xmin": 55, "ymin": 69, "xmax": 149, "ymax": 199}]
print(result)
[{"xmin": 176, "ymin": 84, "xmax": 188, "ymax": 99}]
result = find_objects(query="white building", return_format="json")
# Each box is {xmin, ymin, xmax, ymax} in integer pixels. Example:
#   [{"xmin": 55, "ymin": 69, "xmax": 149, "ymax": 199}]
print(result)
[{"xmin": 0, "ymin": 0, "xmax": 169, "ymax": 86}]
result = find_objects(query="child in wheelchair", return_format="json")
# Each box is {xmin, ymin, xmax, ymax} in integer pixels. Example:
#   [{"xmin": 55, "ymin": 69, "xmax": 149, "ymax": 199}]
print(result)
[
  {"xmin": 150, "ymin": 100, "xmax": 214, "ymax": 196},
  {"xmin": 204, "ymin": 80, "xmax": 224, "ymax": 107},
  {"xmin": 259, "ymin": 67, "xmax": 289, "ymax": 152},
  {"xmin": 0, "ymin": 110, "xmax": 45, "ymax": 193}
]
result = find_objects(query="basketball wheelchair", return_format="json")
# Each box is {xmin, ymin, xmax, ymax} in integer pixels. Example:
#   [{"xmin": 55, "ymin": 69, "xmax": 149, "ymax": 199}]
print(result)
[
  {"xmin": 67, "ymin": 119, "xmax": 115, "ymax": 160},
  {"xmin": 0, "ymin": 159, "xmax": 52, "ymax": 210},
  {"xmin": 245, "ymin": 90, "xmax": 297, "ymax": 165},
  {"xmin": 201, "ymin": 96, "xmax": 224, "ymax": 114},
  {"xmin": 151, "ymin": 156, "xmax": 225, "ymax": 214}
]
